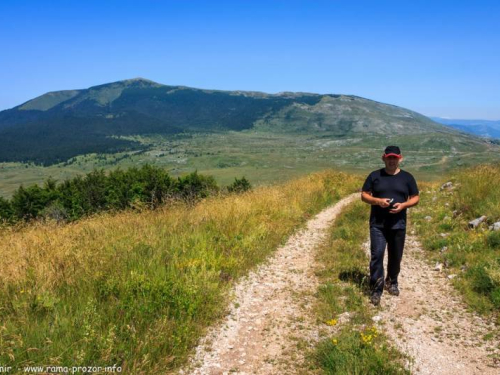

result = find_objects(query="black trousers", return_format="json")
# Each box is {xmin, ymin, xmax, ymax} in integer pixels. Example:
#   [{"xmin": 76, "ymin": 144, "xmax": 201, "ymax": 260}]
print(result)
[{"xmin": 369, "ymin": 226, "xmax": 406, "ymax": 294}]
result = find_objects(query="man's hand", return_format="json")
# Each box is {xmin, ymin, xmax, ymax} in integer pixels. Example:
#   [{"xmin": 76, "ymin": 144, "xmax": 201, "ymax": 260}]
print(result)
[
  {"xmin": 389, "ymin": 202, "xmax": 405, "ymax": 214},
  {"xmin": 378, "ymin": 198, "xmax": 392, "ymax": 208}
]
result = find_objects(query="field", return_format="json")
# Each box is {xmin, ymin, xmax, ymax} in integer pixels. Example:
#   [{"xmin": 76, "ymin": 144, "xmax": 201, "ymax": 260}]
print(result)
[
  {"xmin": 0, "ymin": 169, "xmax": 360, "ymax": 372},
  {"xmin": 2, "ymin": 129, "xmax": 499, "ymax": 199}
]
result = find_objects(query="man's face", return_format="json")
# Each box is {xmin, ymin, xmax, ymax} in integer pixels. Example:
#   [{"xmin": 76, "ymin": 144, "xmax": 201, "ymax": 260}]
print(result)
[{"xmin": 382, "ymin": 155, "xmax": 402, "ymax": 168}]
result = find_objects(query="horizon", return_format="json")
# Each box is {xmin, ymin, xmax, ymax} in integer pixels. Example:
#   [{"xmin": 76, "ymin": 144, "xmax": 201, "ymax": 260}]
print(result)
[{"xmin": 1, "ymin": 0, "xmax": 499, "ymax": 120}]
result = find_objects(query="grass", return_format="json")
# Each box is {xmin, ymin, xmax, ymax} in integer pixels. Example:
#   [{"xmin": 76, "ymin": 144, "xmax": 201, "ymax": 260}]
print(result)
[
  {"xmin": 0, "ymin": 169, "xmax": 360, "ymax": 373},
  {"xmin": 310, "ymin": 200, "xmax": 410, "ymax": 374},
  {"xmin": 410, "ymin": 162, "xmax": 500, "ymax": 321}
]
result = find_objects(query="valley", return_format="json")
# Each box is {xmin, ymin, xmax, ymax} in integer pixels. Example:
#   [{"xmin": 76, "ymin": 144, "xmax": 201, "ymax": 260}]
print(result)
[{"xmin": 1, "ymin": 128, "xmax": 499, "ymax": 198}]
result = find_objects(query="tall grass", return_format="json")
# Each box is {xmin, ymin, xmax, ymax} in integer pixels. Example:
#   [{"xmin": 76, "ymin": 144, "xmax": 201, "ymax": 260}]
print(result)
[
  {"xmin": 0, "ymin": 169, "xmax": 359, "ymax": 373},
  {"xmin": 411, "ymin": 163, "xmax": 500, "ymax": 319},
  {"xmin": 453, "ymin": 164, "xmax": 500, "ymax": 220},
  {"xmin": 311, "ymin": 201, "xmax": 410, "ymax": 374}
]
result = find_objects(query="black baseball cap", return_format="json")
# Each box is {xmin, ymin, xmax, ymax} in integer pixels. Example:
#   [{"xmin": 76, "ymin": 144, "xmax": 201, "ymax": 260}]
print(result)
[{"xmin": 383, "ymin": 145, "xmax": 402, "ymax": 158}]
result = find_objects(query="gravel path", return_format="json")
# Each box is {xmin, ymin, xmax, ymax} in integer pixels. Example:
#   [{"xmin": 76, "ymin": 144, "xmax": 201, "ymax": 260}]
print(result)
[
  {"xmin": 179, "ymin": 193, "xmax": 359, "ymax": 375},
  {"xmin": 363, "ymin": 233, "xmax": 500, "ymax": 374}
]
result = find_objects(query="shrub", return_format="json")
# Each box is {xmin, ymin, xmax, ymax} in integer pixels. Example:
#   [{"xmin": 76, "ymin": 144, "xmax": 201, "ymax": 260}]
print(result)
[
  {"xmin": 491, "ymin": 287, "xmax": 500, "ymax": 308},
  {"xmin": 486, "ymin": 230, "xmax": 500, "ymax": 249},
  {"xmin": 467, "ymin": 265, "xmax": 495, "ymax": 295},
  {"xmin": 176, "ymin": 170, "xmax": 219, "ymax": 201},
  {"xmin": 0, "ymin": 165, "xmax": 225, "ymax": 224},
  {"xmin": 41, "ymin": 201, "xmax": 69, "ymax": 223},
  {"xmin": 227, "ymin": 176, "xmax": 252, "ymax": 193},
  {"xmin": 11, "ymin": 184, "xmax": 51, "ymax": 220},
  {"xmin": 0, "ymin": 196, "xmax": 13, "ymax": 223}
]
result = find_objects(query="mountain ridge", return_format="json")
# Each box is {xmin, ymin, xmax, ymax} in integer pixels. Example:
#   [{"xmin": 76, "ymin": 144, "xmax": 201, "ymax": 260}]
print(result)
[
  {"xmin": 0, "ymin": 78, "xmax": 486, "ymax": 165},
  {"xmin": 431, "ymin": 117, "xmax": 500, "ymax": 139}
]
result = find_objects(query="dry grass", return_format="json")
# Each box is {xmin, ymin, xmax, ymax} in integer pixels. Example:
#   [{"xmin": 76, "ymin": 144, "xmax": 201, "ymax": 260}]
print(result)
[{"xmin": 0, "ymin": 169, "xmax": 360, "ymax": 373}]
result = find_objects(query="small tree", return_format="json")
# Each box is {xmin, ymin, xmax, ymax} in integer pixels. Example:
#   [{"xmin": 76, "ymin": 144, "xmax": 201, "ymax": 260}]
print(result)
[
  {"xmin": 0, "ymin": 196, "xmax": 14, "ymax": 223},
  {"xmin": 227, "ymin": 176, "xmax": 251, "ymax": 193},
  {"xmin": 11, "ymin": 184, "xmax": 47, "ymax": 220},
  {"xmin": 176, "ymin": 170, "xmax": 219, "ymax": 201}
]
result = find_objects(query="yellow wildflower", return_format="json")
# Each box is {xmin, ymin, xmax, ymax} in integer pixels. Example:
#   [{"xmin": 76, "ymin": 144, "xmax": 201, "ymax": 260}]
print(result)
[
  {"xmin": 326, "ymin": 319, "xmax": 338, "ymax": 326},
  {"xmin": 331, "ymin": 338, "xmax": 338, "ymax": 346},
  {"xmin": 360, "ymin": 332, "xmax": 373, "ymax": 345}
]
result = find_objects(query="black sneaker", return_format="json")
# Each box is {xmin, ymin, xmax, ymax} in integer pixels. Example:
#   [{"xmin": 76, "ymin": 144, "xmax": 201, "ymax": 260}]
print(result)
[
  {"xmin": 370, "ymin": 292, "xmax": 381, "ymax": 306},
  {"xmin": 386, "ymin": 284, "xmax": 400, "ymax": 296}
]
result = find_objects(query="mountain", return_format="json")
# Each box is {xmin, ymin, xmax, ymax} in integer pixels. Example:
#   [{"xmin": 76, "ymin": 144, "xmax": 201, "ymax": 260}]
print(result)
[
  {"xmin": 431, "ymin": 117, "xmax": 500, "ymax": 139},
  {"xmin": 0, "ymin": 78, "xmax": 475, "ymax": 165}
]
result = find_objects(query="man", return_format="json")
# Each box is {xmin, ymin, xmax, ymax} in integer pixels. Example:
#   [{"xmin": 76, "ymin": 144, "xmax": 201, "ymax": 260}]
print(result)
[{"xmin": 361, "ymin": 146, "xmax": 420, "ymax": 306}]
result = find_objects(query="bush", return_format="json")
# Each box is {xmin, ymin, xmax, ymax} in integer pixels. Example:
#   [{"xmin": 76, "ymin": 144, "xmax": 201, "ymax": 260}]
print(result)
[
  {"xmin": 227, "ymin": 176, "xmax": 251, "ymax": 193},
  {"xmin": 491, "ymin": 287, "xmax": 500, "ymax": 308},
  {"xmin": 486, "ymin": 230, "xmax": 500, "ymax": 249},
  {"xmin": 0, "ymin": 165, "xmax": 231, "ymax": 224},
  {"xmin": 176, "ymin": 170, "xmax": 219, "ymax": 201},
  {"xmin": 468, "ymin": 265, "xmax": 495, "ymax": 295},
  {"xmin": 41, "ymin": 201, "xmax": 69, "ymax": 223},
  {"xmin": 11, "ymin": 184, "xmax": 52, "ymax": 220},
  {"xmin": 0, "ymin": 196, "xmax": 13, "ymax": 223}
]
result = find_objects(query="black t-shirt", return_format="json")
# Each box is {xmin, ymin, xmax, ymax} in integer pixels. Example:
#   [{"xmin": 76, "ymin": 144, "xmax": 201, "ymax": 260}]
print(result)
[{"xmin": 362, "ymin": 168, "xmax": 419, "ymax": 229}]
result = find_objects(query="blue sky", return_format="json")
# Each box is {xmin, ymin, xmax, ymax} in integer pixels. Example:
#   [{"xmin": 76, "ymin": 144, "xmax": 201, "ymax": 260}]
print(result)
[{"xmin": 1, "ymin": 0, "xmax": 499, "ymax": 119}]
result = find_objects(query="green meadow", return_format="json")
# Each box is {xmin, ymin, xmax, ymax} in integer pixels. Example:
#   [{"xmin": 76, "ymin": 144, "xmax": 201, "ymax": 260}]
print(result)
[
  {"xmin": 411, "ymin": 164, "xmax": 500, "ymax": 321},
  {"xmin": 2, "ymin": 130, "xmax": 499, "ymax": 199}
]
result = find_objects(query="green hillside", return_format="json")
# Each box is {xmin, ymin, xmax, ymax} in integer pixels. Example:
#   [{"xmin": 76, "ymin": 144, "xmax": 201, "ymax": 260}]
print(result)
[
  {"xmin": 0, "ymin": 77, "xmax": 485, "ymax": 166},
  {"xmin": 0, "ymin": 79, "xmax": 321, "ymax": 165}
]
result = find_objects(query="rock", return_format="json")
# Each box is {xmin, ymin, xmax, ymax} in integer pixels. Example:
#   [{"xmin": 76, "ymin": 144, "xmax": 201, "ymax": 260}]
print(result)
[
  {"xmin": 468, "ymin": 216, "xmax": 487, "ymax": 229},
  {"xmin": 452, "ymin": 210, "xmax": 460, "ymax": 217},
  {"xmin": 434, "ymin": 262, "xmax": 443, "ymax": 272},
  {"xmin": 425, "ymin": 216, "xmax": 432, "ymax": 221},
  {"xmin": 338, "ymin": 312, "xmax": 351, "ymax": 324},
  {"xmin": 440, "ymin": 246, "xmax": 448, "ymax": 253},
  {"xmin": 447, "ymin": 274, "xmax": 457, "ymax": 280},
  {"xmin": 445, "ymin": 203, "xmax": 450, "ymax": 207},
  {"xmin": 372, "ymin": 315, "xmax": 382, "ymax": 323},
  {"xmin": 440, "ymin": 233, "xmax": 449, "ymax": 238},
  {"xmin": 488, "ymin": 221, "xmax": 500, "ymax": 231},
  {"xmin": 443, "ymin": 216, "xmax": 450, "ymax": 220},
  {"xmin": 411, "ymin": 230, "xmax": 415, "ymax": 235},
  {"xmin": 440, "ymin": 182, "xmax": 453, "ymax": 190}
]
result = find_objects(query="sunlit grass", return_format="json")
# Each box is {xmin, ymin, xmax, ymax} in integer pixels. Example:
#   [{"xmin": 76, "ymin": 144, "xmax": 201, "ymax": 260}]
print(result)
[{"xmin": 411, "ymin": 162, "xmax": 500, "ymax": 320}]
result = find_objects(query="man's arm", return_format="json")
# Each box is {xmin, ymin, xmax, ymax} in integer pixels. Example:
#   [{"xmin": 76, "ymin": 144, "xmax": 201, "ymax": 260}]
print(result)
[
  {"xmin": 361, "ymin": 191, "xmax": 388, "ymax": 206},
  {"xmin": 402, "ymin": 194, "xmax": 419, "ymax": 209}
]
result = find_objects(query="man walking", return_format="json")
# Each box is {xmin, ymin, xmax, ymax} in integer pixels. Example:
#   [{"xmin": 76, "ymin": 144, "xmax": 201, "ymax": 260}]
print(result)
[{"xmin": 361, "ymin": 146, "xmax": 420, "ymax": 306}]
